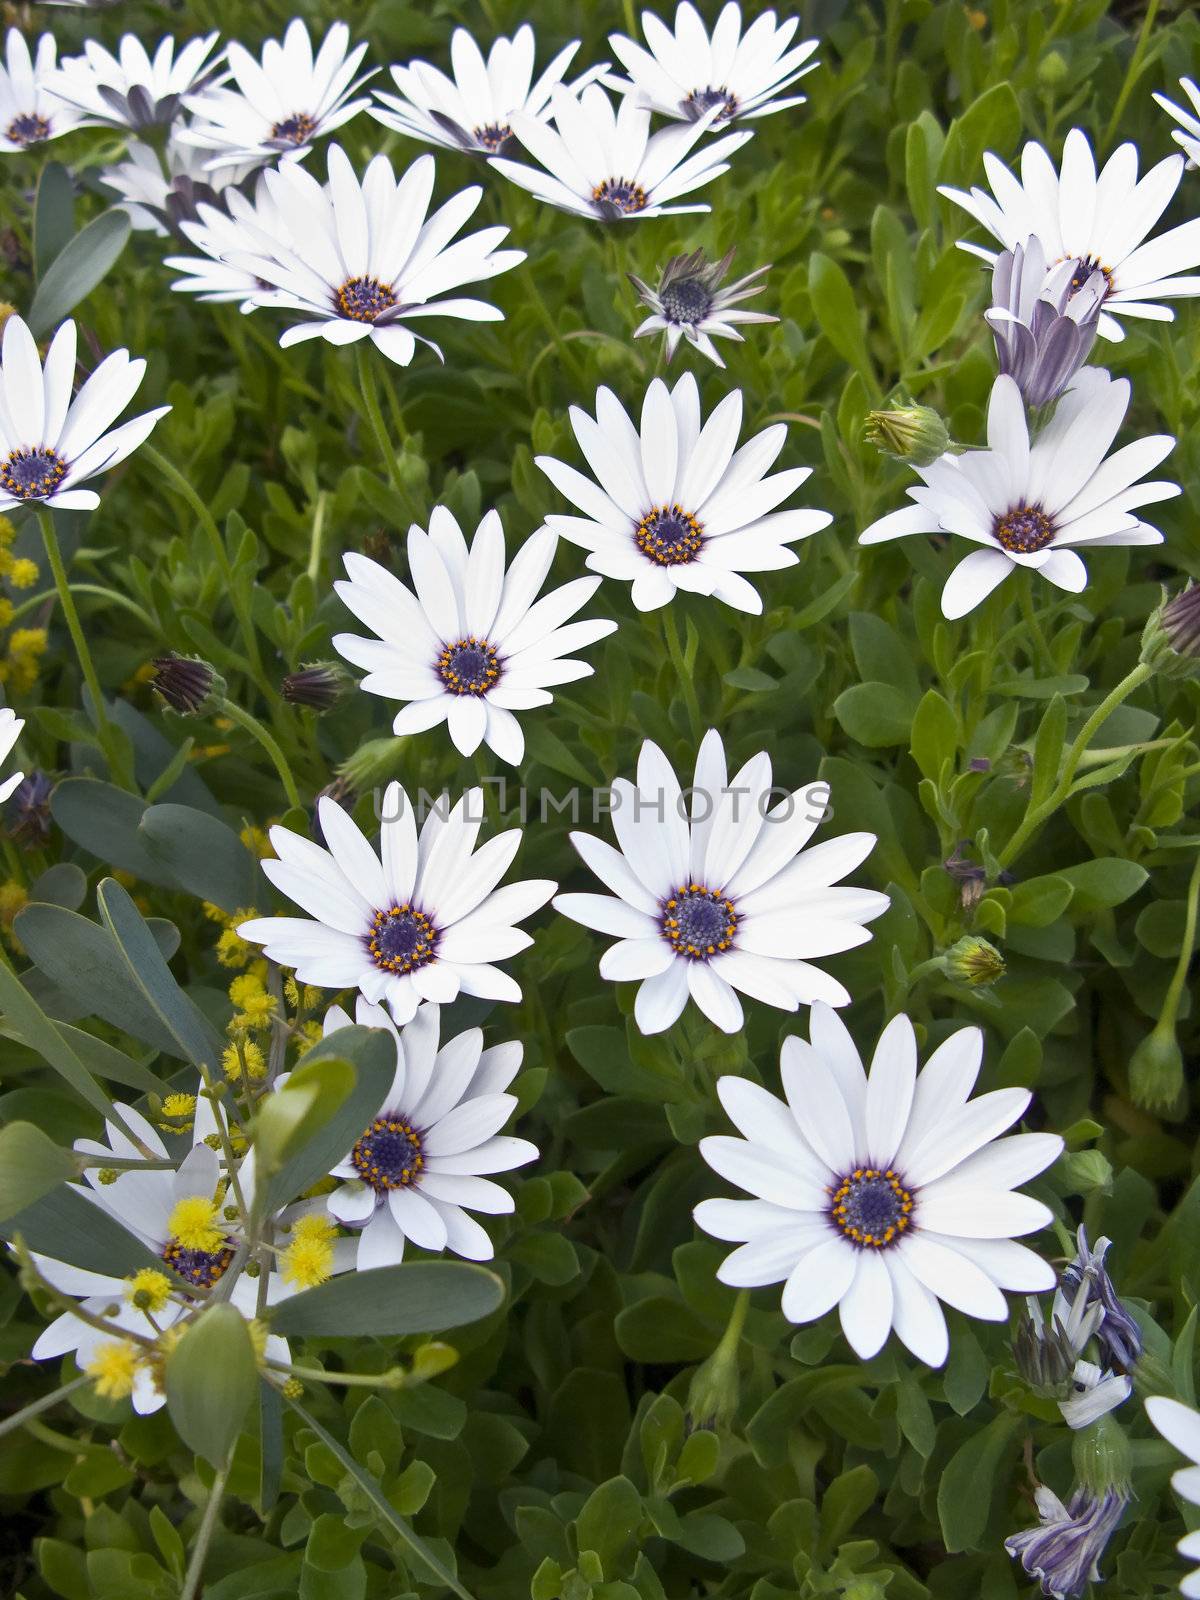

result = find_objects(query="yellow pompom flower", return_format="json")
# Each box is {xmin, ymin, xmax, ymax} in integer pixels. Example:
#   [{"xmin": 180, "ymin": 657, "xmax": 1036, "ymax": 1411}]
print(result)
[
  {"xmin": 125, "ymin": 1269, "xmax": 173, "ymax": 1313},
  {"xmin": 86, "ymin": 1339, "xmax": 141, "ymax": 1400},
  {"xmin": 223, "ymin": 1039, "xmax": 266, "ymax": 1080},
  {"xmin": 217, "ymin": 925, "xmax": 254, "ymax": 968},
  {"xmin": 166, "ymin": 1195, "xmax": 222, "ymax": 1252},
  {"xmin": 281, "ymin": 1215, "xmax": 337, "ymax": 1289},
  {"xmin": 8, "ymin": 557, "xmax": 38, "ymax": 590}
]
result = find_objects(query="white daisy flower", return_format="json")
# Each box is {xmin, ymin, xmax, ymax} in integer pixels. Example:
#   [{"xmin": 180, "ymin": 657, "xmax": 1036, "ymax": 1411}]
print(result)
[
  {"xmin": 489, "ymin": 82, "xmax": 751, "ymax": 221},
  {"xmin": 606, "ymin": 2, "xmax": 819, "ymax": 125},
  {"xmin": 695, "ymin": 1004, "xmax": 1062, "ymax": 1364},
  {"xmin": 1155, "ymin": 78, "xmax": 1200, "ymax": 170},
  {"xmin": 536, "ymin": 371, "xmax": 832, "ymax": 613},
  {"xmin": 0, "ymin": 315, "xmax": 170, "ymax": 515},
  {"xmin": 0, "ymin": 706, "xmax": 23, "ymax": 802},
  {"xmin": 164, "ymin": 177, "xmax": 291, "ymax": 308},
  {"xmin": 937, "ymin": 126, "xmax": 1200, "ymax": 342},
  {"xmin": 370, "ymin": 24, "xmax": 605, "ymax": 158},
  {"xmin": 238, "ymin": 781, "xmax": 556, "ymax": 1024},
  {"xmin": 554, "ymin": 730, "xmax": 888, "ymax": 1035},
  {"xmin": 0, "ymin": 29, "xmax": 88, "ymax": 151},
  {"xmin": 44, "ymin": 32, "xmax": 224, "ymax": 132},
  {"xmin": 222, "ymin": 145, "xmax": 524, "ymax": 367},
  {"xmin": 859, "ymin": 369, "xmax": 1178, "ymax": 619},
  {"xmin": 1147, "ymin": 1396, "xmax": 1200, "ymax": 1597},
  {"xmin": 629, "ymin": 247, "xmax": 777, "ymax": 368},
  {"xmin": 316, "ymin": 999, "xmax": 536, "ymax": 1268},
  {"xmin": 100, "ymin": 135, "xmax": 254, "ymax": 236},
  {"xmin": 29, "ymin": 1098, "xmax": 293, "ymax": 1413},
  {"xmin": 333, "ymin": 508, "xmax": 616, "ymax": 767},
  {"xmin": 177, "ymin": 20, "xmax": 373, "ymax": 173}
]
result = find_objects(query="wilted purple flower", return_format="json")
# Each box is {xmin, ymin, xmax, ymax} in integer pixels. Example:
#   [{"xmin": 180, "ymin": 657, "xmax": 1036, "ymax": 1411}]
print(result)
[
  {"xmin": 1006, "ymin": 1485, "xmax": 1128, "ymax": 1599},
  {"xmin": 1059, "ymin": 1227, "xmax": 1142, "ymax": 1370},
  {"xmin": 987, "ymin": 239, "xmax": 1104, "ymax": 408},
  {"xmin": 6, "ymin": 770, "xmax": 53, "ymax": 848},
  {"xmin": 1059, "ymin": 1359, "xmax": 1131, "ymax": 1430}
]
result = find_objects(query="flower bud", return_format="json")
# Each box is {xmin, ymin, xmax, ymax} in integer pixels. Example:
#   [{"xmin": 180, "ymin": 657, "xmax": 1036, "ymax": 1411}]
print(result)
[
  {"xmin": 1140, "ymin": 585, "xmax": 1200, "ymax": 683},
  {"xmin": 281, "ymin": 661, "xmax": 350, "ymax": 712},
  {"xmin": 1072, "ymin": 1412, "xmax": 1133, "ymax": 1496},
  {"xmin": 1056, "ymin": 1148, "xmax": 1112, "ymax": 1198},
  {"xmin": 151, "ymin": 654, "xmax": 225, "ymax": 716},
  {"xmin": 1037, "ymin": 51, "xmax": 1069, "ymax": 86},
  {"xmin": 864, "ymin": 403, "xmax": 952, "ymax": 467},
  {"xmin": 337, "ymin": 736, "xmax": 406, "ymax": 791},
  {"xmin": 685, "ymin": 1337, "xmax": 741, "ymax": 1434},
  {"xmin": 1128, "ymin": 1023, "xmax": 1184, "ymax": 1112},
  {"xmin": 942, "ymin": 934, "xmax": 1006, "ymax": 987}
]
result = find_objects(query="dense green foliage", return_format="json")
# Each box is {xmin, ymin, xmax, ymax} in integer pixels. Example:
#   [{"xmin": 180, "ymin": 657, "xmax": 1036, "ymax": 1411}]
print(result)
[{"xmin": 1, "ymin": 0, "xmax": 1200, "ymax": 1596}]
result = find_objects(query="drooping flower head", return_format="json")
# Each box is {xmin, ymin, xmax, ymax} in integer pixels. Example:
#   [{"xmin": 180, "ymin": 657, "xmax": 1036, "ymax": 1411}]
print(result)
[
  {"xmin": 0, "ymin": 316, "xmax": 170, "ymax": 515},
  {"xmin": 371, "ymin": 24, "xmax": 604, "ymax": 158},
  {"xmin": 860, "ymin": 370, "xmax": 1178, "ymax": 618},
  {"xmin": 629, "ymin": 247, "xmax": 777, "ymax": 368},
  {"xmin": 44, "ymin": 32, "xmax": 224, "ymax": 131},
  {"xmin": 607, "ymin": 3, "xmax": 819, "ymax": 125},
  {"xmin": 238, "ymin": 782, "xmax": 555, "ymax": 1024},
  {"xmin": 555, "ymin": 731, "xmax": 887, "ymax": 1034},
  {"xmin": 0, "ymin": 29, "xmax": 88, "ymax": 151},
  {"xmin": 1005, "ymin": 1485, "xmax": 1129, "ymax": 1600},
  {"xmin": 177, "ymin": 20, "xmax": 373, "ymax": 171},
  {"xmin": 537, "ymin": 373, "xmax": 831, "ymax": 613},
  {"xmin": 1059, "ymin": 1226, "xmax": 1142, "ymax": 1371},
  {"xmin": 317, "ymin": 999, "xmax": 536, "ymax": 1268},
  {"xmin": 694, "ymin": 1005, "xmax": 1062, "ymax": 1363},
  {"xmin": 222, "ymin": 145, "xmax": 524, "ymax": 367},
  {"xmin": 490, "ymin": 83, "xmax": 751, "ymax": 221},
  {"xmin": 987, "ymin": 238, "xmax": 1104, "ymax": 408},
  {"xmin": 938, "ymin": 127, "xmax": 1200, "ymax": 341},
  {"xmin": 333, "ymin": 508, "xmax": 615, "ymax": 766}
]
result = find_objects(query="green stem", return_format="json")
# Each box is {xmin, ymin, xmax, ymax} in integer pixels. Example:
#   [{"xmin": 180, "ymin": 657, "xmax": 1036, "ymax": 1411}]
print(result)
[
  {"xmin": 11, "ymin": 583, "xmax": 156, "ymax": 633},
  {"xmin": 662, "ymin": 605, "xmax": 703, "ymax": 743},
  {"xmin": 266, "ymin": 1361, "xmax": 409, "ymax": 1389},
  {"xmin": 38, "ymin": 511, "xmax": 134, "ymax": 790},
  {"xmin": 1159, "ymin": 848, "xmax": 1200, "ymax": 1032},
  {"xmin": 1018, "ymin": 569, "xmax": 1055, "ymax": 676},
  {"xmin": 180, "ymin": 1463, "xmax": 229, "ymax": 1600},
  {"xmin": 355, "ymin": 344, "xmax": 403, "ymax": 495},
  {"xmin": 306, "ymin": 490, "xmax": 328, "ymax": 584},
  {"xmin": 141, "ymin": 443, "xmax": 266, "ymax": 687},
  {"xmin": 215, "ymin": 696, "xmax": 302, "ymax": 811},
  {"xmin": 1103, "ymin": 0, "xmax": 1161, "ymax": 151},
  {"xmin": 997, "ymin": 662, "xmax": 1152, "ymax": 870},
  {"xmin": 0, "ymin": 1375, "xmax": 89, "ymax": 1441}
]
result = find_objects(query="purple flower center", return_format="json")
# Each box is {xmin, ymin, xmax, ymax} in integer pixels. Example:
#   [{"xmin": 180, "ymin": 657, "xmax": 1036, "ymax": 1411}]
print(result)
[
  {"xmin": 1, "ymin": 446, "xmax": 68, "ymax": 502},
  {"xmin": 660, "ymin": 884, "xmax": 738, "ymax": 960},
  {"xmin": 993, "ymin": 503, "xmax": 1055, "ymax": 554},
  {"xmin": 367, "ymin": 904, "xmax": 439, "ymax": 974},
  {"xmin": 829, "ymin": 1168, "xmax": 914, "ymax": 1249},
  {"xmin": 352, "ymin": 1113, "xmax": 424, "ymax": 1192},
  {"xmin": 437, "ymin": 636, "xmax": 501, "ymax": 696},
  {"xmin": 635, "ymin": 504, "xmax": 704, "ymax": 566}
]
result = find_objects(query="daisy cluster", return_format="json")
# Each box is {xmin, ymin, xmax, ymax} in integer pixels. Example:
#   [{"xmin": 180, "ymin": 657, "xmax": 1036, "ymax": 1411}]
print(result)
[{"xmin": 0, "ymin": 5, "xmax": 1199, "ymax": 1596}]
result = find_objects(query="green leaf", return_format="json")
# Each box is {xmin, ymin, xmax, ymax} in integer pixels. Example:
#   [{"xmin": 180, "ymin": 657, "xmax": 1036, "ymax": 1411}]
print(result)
[
  {"xmin": 251, "ymin": 1059, "xmax": 350, "ymax": 1190},
  {"xmin": 284, "ymin": 1391, "xmax": 474, "ymax": 1600},
  {"xmin": 1030, "ymin": 694, "xmax": 1067, "ymax": 805},
  {"xmin": 809, "ymin": 252, "xmax": 873, "ymax": 381},
  {"xmin": 1057, "ymin": 858, "xmax": 1149, "ymax": 912},
  {"xmin": 575, "ymin": 1475, "xmax": 643, "ymax": 1569},
  {"xmin": 833, "ymin": 683, "xmax": 917, "ymax": 747},
  {"xmin": 263, "ymin": 1026, "xmax": 396, "ymax": 1213},
  {"xmin": 96, "ymin": 878, "xmax": 226, "ymax": 1068},
  {"xmin": 0, "ymin": 947, "xmax": 120, "ymax": 1119},
  {"xmin": 911, "ymin": 689, "xmax": 958, "ymax": 783},
  {"xmin": 1008, "ymin": 875, "xmax": 1074, "ymax": 928},
  {"xmin": 937, "ymin": 1413, "xmax": 1021, "ymax": 1552},
  {"xmin": 272, "ymin": 1261, "xmax": 504, "ymax": 1336},
  {"xmin": 28, "ymin": 209, "xmax": 133, "ymax": 336},
  {"xmin": 3, "ymin": 1179, "xmax": 165, "ymax": 1278},
  {"xmin": 33, "ymin": 161, "xmax": 76, "ymax": 279},
  {"xmin": 138, "ymin": 803, "xmax": 256, "ymax": 914},
  {"xmin": 0, "ymin": 1122, "xmax": 79, "ymax": 1222},
  {"xmin": 165, "ymin": 1303, "xmax": 258, "ymax": 1468},
  {"xmin": 50, "ymin": 779, "xmax": 171, "ymax": 885}
]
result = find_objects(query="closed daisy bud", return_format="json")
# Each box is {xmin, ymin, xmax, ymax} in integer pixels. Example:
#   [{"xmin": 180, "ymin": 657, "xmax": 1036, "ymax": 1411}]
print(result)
[
  {"xmin": 1141, "ymin": 585, "xmax": 1200, "ymax": 682},
  {"xmin": 1128, "ymin": 1022, "xmax": 1185, "ymax": 1112},
  {"xmin": 942, "ymin": 934, "xmax": 1006, "ymax": 987},
  {"xmin": 864, "ymin": 402, "xmax": 952, "ymax": 467},
  {"xmin": 281, "ymin": 661, "xmax": 349, "ymax": 712},
  {"xmin": 152, "ymin": 653, "xmax": 225, "ymax": 715}
]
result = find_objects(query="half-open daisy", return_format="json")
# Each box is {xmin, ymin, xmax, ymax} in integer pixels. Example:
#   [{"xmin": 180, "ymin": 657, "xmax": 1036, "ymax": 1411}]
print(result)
[
  {"xmin": 1155, "ymin": 78, "xmax": 1200, "ymax": 170},
  {"xmin": 1146, "ymin": 1397, "xmax": 1200, "ymax": 1597},
  {"xmin": 238, "ymin": 781, "xmax": 555, "ymax": 1024},
  {"xmin": 177, "ymin": 20, "xmax": 373, "ymax": 172},
  {"xmin": 938, "ymin": 127, "xmax": 1200, "ymax": 341},
  {"xmin": 629, "ymin": 248, "xmax": 777, "ymax": 368},
  {"xmin": 0, "ymin": 315, "xmax": 170, "ymax": 515},
  {"xmin": 164, "ymin": 177, "xmax": 291, "ymax": 308},
  {"xmin": 536, "ymin": 372, "xmax": 831, "ymax": 612},
  {"xmin": 695, "ymin": 1005, "xmax": 1062, "ymax": 1364},
  {"xmin": 0, "ymin": 706, "xmax": 23, "ymax": 802},
  {"xmin": 607, "ymin": 3, "xmax": 819, "ymax": 125},
  {"xmin": 333, "ymin": 508, "xmax": 616, "ymax": 766},
  {"xmin": 223, "ymin": 145, "xmax": 524, "ymax": 366},
  {"xmin": 317, "ymin": 998, "xmax": 536, "ymax": 1267},
  {"xmin": 0, "ymin": 29, "xmax": 88, "ymax": 151},
  {"xmin": 489, "ymin": 82, "xmax": 751, "ymax": 221},
  {"xmin": 44, "ymin": 32, "xmax": 224, "ymax": 131},
  {"xmin": 101, "ymin": 135, "xmax": 253, "ymax": 236},
  {"xmin": 554, "ymin": 730, "xmax": 887, "ymax": 1035},
  {"xmin": 29, "ymin": 1097, "xmax": 294, "ymax": 1412},
  {"xmin": 860, "ymin": 369, "xmax": 1178, "ymax": 619},
  {"xmin": 371, "ymin": 24, "xmax": 603, "ymax": 158}
]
